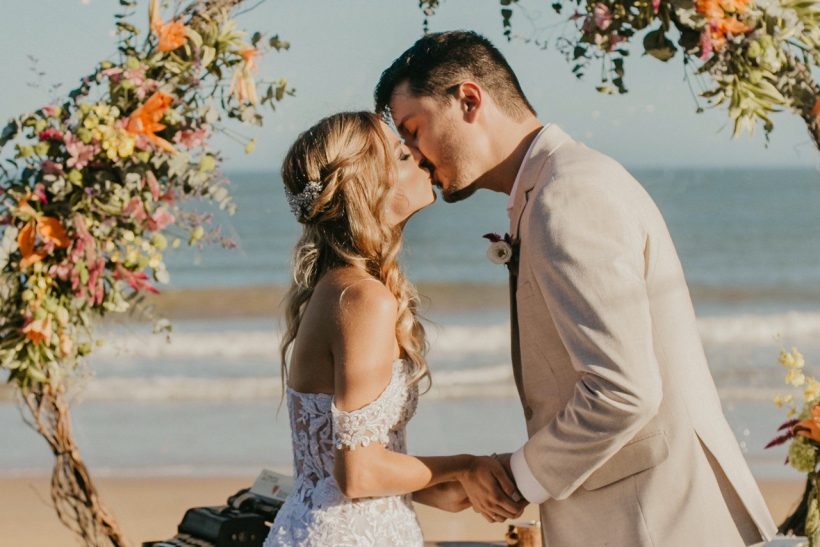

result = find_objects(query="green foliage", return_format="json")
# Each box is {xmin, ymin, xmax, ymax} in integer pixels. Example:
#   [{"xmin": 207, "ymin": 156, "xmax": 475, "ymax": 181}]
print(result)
[{"xmin": 420, "ymin": 0, "xmax": 819, "ymax": 147}]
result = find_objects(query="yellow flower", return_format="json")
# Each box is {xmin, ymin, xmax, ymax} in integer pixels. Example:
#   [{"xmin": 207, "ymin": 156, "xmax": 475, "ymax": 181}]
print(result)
[
  {"xmin": 125, "ymin": 247, "xmax": 140, "ymax": 265},
  {"xmin": 93, "ymin": 104, "xmax": 111, "ymax": 120},
  {"xmin": 780, "ymin": 347, "xmax": 805, "ymax": 369},
  {"xmin": 83, "ymin": 115, "xmax": 100, "ymax": 129},
  {"xmin": 99, "ymin": 126, "xmax": 136, "ymax": 160},
  {"xmin": 805, "ymin": 378, "xmax": 820, "ymax": 403},
  {"xmin": 787, "ymin": 367, "xmax": 807, "ymax": 387},
  {"xmin": 774, "ymin": 394, "xmax": 794, "ymax": 408},
  {"xmin": 151, "ymin": 233, "xmax": 168, "ymax": 251},
  {"xmin": 189, "ymin": 225, "xmax": 204, "ymax": 244}
]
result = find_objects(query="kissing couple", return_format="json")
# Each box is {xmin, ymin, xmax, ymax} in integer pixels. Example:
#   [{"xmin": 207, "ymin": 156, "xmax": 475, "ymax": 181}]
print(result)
[{"xmin": 264, "ymin": 31, "xmax": 777, "ymax": 547}]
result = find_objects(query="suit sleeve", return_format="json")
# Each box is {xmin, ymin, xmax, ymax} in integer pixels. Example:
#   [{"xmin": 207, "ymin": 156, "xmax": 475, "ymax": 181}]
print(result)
[{"xmin": 520, "ymin": 176, "xmax": 662, "ymax": 500}]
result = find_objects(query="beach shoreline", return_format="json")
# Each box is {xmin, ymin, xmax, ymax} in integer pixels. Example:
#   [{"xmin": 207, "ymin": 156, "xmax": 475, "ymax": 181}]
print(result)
[
  {"xmin": 0, "ymin": 476, "xmax": 802, "ymax": 546},
  {"xmin": 122, "ymin": 282, "xmax": 820, "ymax": 321},
  {"xmin": 130, "ymin": 282, "xmax": 510, "ymax": 320}
]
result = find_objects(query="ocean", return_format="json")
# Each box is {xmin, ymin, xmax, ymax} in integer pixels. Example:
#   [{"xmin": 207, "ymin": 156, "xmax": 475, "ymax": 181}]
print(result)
[{"xmin": 2, "ymin": 167, "xmax": 819, "ymax": 481}]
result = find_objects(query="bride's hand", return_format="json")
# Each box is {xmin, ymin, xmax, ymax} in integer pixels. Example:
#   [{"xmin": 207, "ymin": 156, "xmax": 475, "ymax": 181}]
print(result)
[
  {"xmin": 459, "ymin": 455, "xmax": 526, "ymax": 523},
  {"xmin": 414, "ymin": 481, "xmax": 471, "ymax": 512}
]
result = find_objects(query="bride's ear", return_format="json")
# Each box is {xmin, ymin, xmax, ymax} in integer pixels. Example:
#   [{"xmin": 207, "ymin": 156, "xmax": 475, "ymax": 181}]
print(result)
[{"xmin": 456, "ymin": 82, "xmax": 482, "ymax": 122}]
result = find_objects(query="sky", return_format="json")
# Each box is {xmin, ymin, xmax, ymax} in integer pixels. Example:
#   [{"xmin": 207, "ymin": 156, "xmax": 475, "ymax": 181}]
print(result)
[{"xmin": 1, "ymin": 0, "xmax": 817, "ymax": 170}]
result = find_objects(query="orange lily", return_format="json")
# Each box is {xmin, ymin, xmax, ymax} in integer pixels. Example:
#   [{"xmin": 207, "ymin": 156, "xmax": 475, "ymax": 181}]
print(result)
[
  {"xmin": 240, "ymin": 48, "xmax": 259, "ymax": 70},
  {"xmin": 796, "ymin": 403, "xmax": 820, "ymax": 443},
  {"xmin": 696, "ymin": 0, "xmax": 751, "ymax": 53},
  {"xmin": 126, "ymin": 91, "xmax": 177, "ymax": 155},
  {"xmin": 149, "ymin": 0, "xmax": 187, "ymax": 52},
  {"xmin": 16, "ymin": 198, "xmax": 71, "ymax": 269},
  {"xmin": 812, "ymin": 97, "xmax": 820, "ymax": 123},
  {"xmin": 22, "ymin": 315, "xmax": 53, "ymax": 346},
  {"xmin": 718, "ymin": 0, "xmax": 749, "ymax": 13},
  {"xmin": 696, "ymin": 0, "xmax": 724, "ymax": 20},
  {"xmin": 716, "ymin": 16, "xmax": 750, "ymax": 35},
  {"xmin": 230, "ymin": 48, "xmax": 260, "ymax": 104}
]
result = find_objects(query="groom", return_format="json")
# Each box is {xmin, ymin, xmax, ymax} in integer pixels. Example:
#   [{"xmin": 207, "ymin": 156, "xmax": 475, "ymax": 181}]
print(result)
[{"xmin": 376, "ymin": 31, "xmax": 777, "ymax": 546}]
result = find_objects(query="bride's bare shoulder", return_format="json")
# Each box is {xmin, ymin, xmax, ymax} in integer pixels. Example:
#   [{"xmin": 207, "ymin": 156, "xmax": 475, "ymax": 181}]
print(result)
[{"xmin": 315, "ymin": 268, "xmax": 396, "ymax": 321}]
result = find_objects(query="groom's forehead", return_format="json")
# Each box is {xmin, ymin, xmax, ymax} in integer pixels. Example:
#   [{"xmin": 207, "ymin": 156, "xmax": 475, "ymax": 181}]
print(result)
[{"xmin": 389, "ymin": 88, "xmax": 435, "ymax": 129}]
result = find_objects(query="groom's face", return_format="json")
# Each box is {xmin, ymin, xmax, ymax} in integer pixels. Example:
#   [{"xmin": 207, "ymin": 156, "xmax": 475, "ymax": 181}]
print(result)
[{"xmin": 389, "ymin": 81, "xmax": 483, "ymax": 203}]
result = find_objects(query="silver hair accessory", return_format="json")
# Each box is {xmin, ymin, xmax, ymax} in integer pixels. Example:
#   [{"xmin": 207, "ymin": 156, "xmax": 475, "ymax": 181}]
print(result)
[{"xmin": 285, "ymin": 180, "xmax": 323, "ymax": 221}]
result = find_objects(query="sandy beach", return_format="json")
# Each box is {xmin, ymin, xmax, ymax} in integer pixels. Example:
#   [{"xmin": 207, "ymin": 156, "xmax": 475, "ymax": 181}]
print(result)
[{"xmin": 0, "ymin": 476, "xmax": 804, "ymax": 546}]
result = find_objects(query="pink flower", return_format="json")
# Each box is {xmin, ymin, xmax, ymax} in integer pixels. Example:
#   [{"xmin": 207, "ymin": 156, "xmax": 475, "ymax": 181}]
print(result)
[
  {"xmin": 125, "ymin": 69, "xmax": 159, "ymax": 100},
  {"xmin": 39, "ymin": 128, "xmax": 63, "ymax": 142},
  {"xmin": 699, "ymin": 30, "xmax": 713, "ymax": 60},
  {"xmin": 173, "ymin": 125, "xmax": 209, "ymax": 149},
  {"xmin": 115, "ymin": 265, "xmax": 160, "ymax": 295},
  {"xmin": 160, "ymin": 189, "xmax": 176, "ymax": 204},
  {"xmin": 64, "ymin": 132, "xmax": 99, "ymax": 170},
  {"xmin": 124, "ymin": 197, "xmax": 148, "ymax": 223},
  {"xmin": 593, "ymin": 3, "xmax": 613, "ymax": 30},
  {"xmin": 49, "ymin": 262, "xmax": 72, "ymax": 281},
  {"xmin": 102, "ymin": 67, "xmax": 125, "ymax": 82},
  {"xmin": 146, "ymin": 207, "xmax": 175, "ymax": 231},
  {"xmin": 105, "ymin": 66, "xmax": 158, "ymax": 100},
  {"xmin": 652, "ymin": 0, "xmax": 661, "ymax": 13},
  {"xmin": 42, "ymin": 160, "xmax": 64, "ymax": 176},
  {"xmin": 145, "ymin": 171, "xmax": 161, "ymax": 201},
  {"xmin": 32, "ymin": 183, "xmax": 49, "ymax": 204},
  {"xmin": 607, "ymin": 32, "xmax": 627, "ymax": 51},
  {"xmin": 87, "ymin": 257, "xmax": 106, "ymax": 305}
]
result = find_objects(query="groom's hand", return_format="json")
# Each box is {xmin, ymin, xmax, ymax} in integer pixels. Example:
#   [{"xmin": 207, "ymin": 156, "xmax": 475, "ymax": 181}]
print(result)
[
  {"xmin": 460, "ymin": 455, "xmax": 526, "ymax": 523},
  {"xmin": 494, "ymin": 452, "xmax": 528, "ymax": 510}
]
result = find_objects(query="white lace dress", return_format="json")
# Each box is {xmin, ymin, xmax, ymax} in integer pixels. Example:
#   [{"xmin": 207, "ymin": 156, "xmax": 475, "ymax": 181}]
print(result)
[{"xmin": 264, "ymin": 359, "xmax": 424, "ymax": 546}]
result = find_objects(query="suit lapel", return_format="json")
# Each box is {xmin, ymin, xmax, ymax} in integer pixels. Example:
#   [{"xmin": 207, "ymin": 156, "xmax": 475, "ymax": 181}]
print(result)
[{"xmin": 508, "ymin": 124, "xmax": 573, "ymax": 241}]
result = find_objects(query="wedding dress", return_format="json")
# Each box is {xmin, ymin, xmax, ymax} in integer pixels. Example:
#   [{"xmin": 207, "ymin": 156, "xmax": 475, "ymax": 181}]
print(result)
[{"xmin": 264, "ymin": 359, "xmax": 424, "ymax": 546}]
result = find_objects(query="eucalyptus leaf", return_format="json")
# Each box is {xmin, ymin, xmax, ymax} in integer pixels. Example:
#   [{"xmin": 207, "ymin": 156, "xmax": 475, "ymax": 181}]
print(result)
[
  {"xmin": 0, "ymin": 119, "xmax": 19, "ymax": 149},
  {"xmin": 643, "ymin": 29, "xmax": 676, "ymax": 61}
]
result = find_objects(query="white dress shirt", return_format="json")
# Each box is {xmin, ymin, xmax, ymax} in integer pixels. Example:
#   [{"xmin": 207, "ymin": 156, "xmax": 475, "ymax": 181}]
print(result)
[{"xmin": 507, "ymin": 124, "xmax": 551, "ymax": 504}]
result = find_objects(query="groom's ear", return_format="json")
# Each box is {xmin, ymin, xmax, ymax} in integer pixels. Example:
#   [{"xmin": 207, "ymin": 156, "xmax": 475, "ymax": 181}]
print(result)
[{"xmin": 455, "ymin": 81, "xmax": 482, "ymax": 123}]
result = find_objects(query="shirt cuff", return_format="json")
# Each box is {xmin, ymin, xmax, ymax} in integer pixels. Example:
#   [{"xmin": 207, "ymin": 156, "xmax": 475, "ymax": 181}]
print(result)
[{"xmin": 510, "ymin": 446, "xmax": 550, "ymax": 504}]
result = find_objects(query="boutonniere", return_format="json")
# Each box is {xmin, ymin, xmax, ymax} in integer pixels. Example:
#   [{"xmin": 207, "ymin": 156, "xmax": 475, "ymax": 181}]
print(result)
[{"xmin": 483, "ymin": 232, "xmax": 515, "ymax": 265}]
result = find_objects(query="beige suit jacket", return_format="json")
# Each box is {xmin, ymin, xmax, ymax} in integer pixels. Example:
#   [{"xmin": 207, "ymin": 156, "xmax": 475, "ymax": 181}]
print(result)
[{"xmin": 508, "ymin": 125, "xmax": 777, "ymax": 546}]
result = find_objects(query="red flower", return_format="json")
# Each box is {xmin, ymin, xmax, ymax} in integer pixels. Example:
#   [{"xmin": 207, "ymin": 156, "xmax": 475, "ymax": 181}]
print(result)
[{"xmin": 38, "ymin": 128, "xmax": 63, "ymax": 142}]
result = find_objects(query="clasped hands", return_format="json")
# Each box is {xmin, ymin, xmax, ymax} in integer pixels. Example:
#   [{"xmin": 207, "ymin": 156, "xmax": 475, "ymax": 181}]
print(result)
[{"xmin": 436, "ymin": 452, "xmax": 528, "ymax": 522}]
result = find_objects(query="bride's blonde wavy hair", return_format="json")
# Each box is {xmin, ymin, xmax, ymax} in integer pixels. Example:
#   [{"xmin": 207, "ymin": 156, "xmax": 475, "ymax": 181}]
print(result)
[{"xmin": 279, "ymin": 111, "xmax": 429, "ymax": 393}]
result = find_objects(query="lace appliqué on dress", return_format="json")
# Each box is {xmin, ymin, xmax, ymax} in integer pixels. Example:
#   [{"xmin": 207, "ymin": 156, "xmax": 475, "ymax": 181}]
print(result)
[
  {"xmin": 332, "ymin": 360, "xmax": 411, "ymax": 450},
  {"xmin": 264, "ymin": 359, "xmax": 422, "ymax": 547}
]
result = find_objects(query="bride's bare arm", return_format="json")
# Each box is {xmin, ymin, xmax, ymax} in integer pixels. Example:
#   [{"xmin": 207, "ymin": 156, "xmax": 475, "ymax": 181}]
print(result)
[{"xmin": 330, "ymin": 281, "xmax": 524, "ymax": 521}]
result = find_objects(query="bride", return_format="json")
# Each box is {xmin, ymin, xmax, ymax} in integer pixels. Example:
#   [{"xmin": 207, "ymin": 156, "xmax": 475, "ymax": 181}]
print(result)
[{"xmin": 264, "ymin": 112, "xmax": 525, "ymax": 546}]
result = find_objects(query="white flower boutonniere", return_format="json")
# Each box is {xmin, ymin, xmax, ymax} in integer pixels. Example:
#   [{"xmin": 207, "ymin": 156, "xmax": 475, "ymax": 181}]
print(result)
[{"xmin": 483, "ymin": 232, "xmax": 514, "ymax": 265}]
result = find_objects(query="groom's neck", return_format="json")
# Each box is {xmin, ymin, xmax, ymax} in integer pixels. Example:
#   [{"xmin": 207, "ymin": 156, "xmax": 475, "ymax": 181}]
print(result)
[{"xmin": 478, "ymin": 117, "xmax": 543, "ymax": 195}]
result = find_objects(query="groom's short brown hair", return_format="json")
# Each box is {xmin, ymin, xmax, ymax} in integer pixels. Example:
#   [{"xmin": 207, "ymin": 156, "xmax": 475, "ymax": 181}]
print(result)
[{"xmin": 374, "ymin": 31, "xmax": 535, "ymax": 121}]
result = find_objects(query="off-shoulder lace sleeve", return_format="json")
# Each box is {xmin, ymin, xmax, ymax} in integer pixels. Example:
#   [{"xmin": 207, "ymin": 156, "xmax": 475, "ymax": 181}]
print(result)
[{"xmin": 331, "ymin": 361, "xmax": 406, "ymax": 450}]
